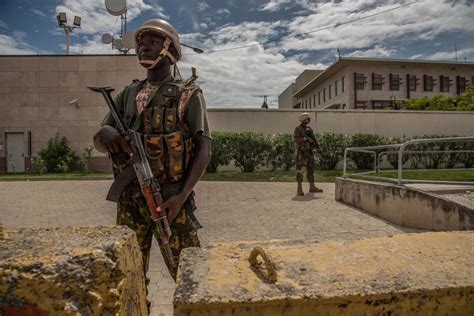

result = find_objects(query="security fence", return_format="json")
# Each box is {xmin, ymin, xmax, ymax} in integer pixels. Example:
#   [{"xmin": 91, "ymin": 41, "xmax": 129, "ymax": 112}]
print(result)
[{"xmin": 343, "ymin": 136, "xmax": 474, "ymax": 185}]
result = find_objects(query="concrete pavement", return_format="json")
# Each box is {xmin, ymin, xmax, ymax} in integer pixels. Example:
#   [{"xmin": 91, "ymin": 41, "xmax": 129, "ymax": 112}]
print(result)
[{"xmin": 0, "ymin": 180, "xmax": 422, "ymax": 316}]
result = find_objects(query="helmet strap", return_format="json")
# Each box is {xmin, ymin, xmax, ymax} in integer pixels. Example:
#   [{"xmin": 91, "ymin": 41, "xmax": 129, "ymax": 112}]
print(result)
[{"xmin": 138, "ymin": 37, "xmax": 177, "ymax": 70}]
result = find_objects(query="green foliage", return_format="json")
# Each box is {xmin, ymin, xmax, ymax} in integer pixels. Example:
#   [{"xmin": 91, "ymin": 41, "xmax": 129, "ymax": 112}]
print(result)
[
  {"xmin": 316, "ymin": 132, "xmax": 350, "ymax": 170},
  {"xmin": 269, "ymin": 133, "xmax": 296, "ymax": 171},
  {"xmin": 349, "ymin": 133, "xmax": 388, "ymax": 170},
  {"xmin": 405, "ymin": 86, "xmax": 474, "ymax": 111},
  {"xmin": 32, "ymin": 157, "xmax": 46, "ymax": 174},
  {"xmin": 230, "ymin": 131, "xmax": 272, "ymax": 172},
  {"xmin": 385, "ymin": 136, "xmax": 411, "ymax": 169},
  {"xmin": 37, "ymin": 135, "xmax": 79, "ymax": 173},
  {"xmin": 80, "ymin": 145, "xmax": 94, "ymax": 173},
  {"xmin": 206, "ymin": 131, "xmax": 233, "ymax": 173},
  {"xmin": 408, "ymin": 135, "xmax": 458, "ymax": 169}
]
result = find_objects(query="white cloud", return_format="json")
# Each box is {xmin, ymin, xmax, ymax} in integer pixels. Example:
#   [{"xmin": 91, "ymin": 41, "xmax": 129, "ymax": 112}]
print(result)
[
  {"xmin": 178, "ymin": 21, "xmax": 324, "ymax": 108},
  {"xmin": 31, "ymin": 9, "xmax": 47, "ymax": 17},
  {"xmin": 345, "ymin": 45, "xmax": 396, "ymax": 58},
  {"xmin": 197, "ymin": 2, "xmax": 210, "ymax": 12},
  {"xmin": 0, "ymin": 19, "xmax": 8, "ymax": 30},
  {"xmin": 0, "ymin": 33, "xmax": 47, "ymax": 55},
  {"xmin": 423, "ymin": 48, "xmax": 474, "ymax": 61},
  {"xmin": 259, "ymin": 0, "xmax": 291, "ymax": 12},
  {"xmin": 280, "ymin": 0, "xmax": 474, "ymax": 52},
  {"xmin": 55, "ymin": 0, "xmax": 167, "ymax": 36},
  {"xmin": 216, "ymin": 8, "xmax": 231, "ymax": 18}
]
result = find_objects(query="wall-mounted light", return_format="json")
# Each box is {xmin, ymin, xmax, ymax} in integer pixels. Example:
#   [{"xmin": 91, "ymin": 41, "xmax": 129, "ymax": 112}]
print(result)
[{"xmin": 69, "ymin": 99, "xmax": 79, "ymax": 108}]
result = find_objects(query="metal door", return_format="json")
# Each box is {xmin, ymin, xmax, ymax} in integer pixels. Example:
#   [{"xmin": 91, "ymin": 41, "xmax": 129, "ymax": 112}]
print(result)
[{"xmin": 6, "ymin": 133, "xmax": 25, "ymax": 172}]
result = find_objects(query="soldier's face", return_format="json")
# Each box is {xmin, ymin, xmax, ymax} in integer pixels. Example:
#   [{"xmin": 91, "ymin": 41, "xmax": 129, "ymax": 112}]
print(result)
[
  {"xmin": 303, "ymin": 118, "xmax": 310, "ymax": 125},
  {"xmin": 137, "ymin": 33, "xmax": 165, "ymax": 61}
]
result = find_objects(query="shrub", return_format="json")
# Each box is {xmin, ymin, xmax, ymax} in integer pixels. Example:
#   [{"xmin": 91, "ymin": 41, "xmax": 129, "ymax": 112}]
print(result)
[
  {"xmin": 31, "ymin": 157, "xmax": 46, "ymax": 174},
  {"xmin": 385, "ymin": 136, "xmax": 411, "ymax": 169},
  {"xmin": 37, "ymin": 135, "xmax": 79, "ymax": 173},
  {"xmin": 206, "ymin": 131, "xmax": 233, "ymax": 173},
  {"xmin": 269, "ymin": 133, "xmax": 296, "ymax": 171},
  {"xmin": 349, "ymin": 133, "xmax": 388, "ymax": 170},
  {"xmin": 316, "ymin": 132, "xmax": 350, "ymax": 170},
  {"xmin": 407, "ymin": 135, "xmax": 461, "ymax": 169},
  {"xmin": 80, "ymin": 145, "xmax": 94, "ymax": 173},
  {"xmin": 405, "ymin": 86, "xmax": 474, "ymax": 111},
  {"xmin": 230, "ymin": 131, "xmax": 272, "ymax": 172}
]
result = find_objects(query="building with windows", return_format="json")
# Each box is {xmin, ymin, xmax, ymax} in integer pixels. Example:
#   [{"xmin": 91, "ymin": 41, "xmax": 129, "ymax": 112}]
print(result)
[{"xmin": 281, "ymin": 57, "xmax": 474, "ymax": 109}]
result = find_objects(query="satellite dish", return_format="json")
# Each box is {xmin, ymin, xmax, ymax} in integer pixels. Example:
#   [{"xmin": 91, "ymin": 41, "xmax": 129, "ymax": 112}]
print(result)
[
  {"xmin": 122, "ymin": 32, "xmax": 135, "ymax": 49},
  {"xmin": 105, "ymin": 0, "xmax": 126, "ymax": 16},
  {"xmin": 113, "ymin": 38, "xmax": 124, "ymax": 50},
  {"xmin": 102, "ymin": 33, "xmax": 113, "ymax": 44}
]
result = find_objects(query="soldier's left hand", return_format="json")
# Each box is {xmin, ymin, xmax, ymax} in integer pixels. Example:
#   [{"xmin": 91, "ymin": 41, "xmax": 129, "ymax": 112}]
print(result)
[{"xmin": 163, "ymin": 194, "xmax": 187, "ymax": 223}]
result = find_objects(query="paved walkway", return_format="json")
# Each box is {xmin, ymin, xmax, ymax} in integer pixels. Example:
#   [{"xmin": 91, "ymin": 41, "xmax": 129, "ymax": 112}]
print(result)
[{"xmin": 0, "ymin": 181, "xmax": 422, "ymax": 316}]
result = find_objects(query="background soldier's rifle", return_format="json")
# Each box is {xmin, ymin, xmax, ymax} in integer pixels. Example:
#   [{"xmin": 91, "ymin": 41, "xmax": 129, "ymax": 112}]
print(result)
[
  {"xmin": 306, "ymin": 128, "xmax": 321, "ymax": 152},
  {"xmin": 88, "ymin": 85, "xmax": 177, "ymax": 271}
]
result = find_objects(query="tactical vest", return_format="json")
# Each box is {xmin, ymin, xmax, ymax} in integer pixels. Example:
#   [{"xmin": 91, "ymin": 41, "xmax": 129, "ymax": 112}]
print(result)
[{"xmin": 134, "ymin": 79, "xmax": 199, "ymax": 183}]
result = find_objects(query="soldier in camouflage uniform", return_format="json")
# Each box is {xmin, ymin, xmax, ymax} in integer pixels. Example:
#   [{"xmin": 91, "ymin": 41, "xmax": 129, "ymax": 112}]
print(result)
[
  {"xmin": 93, "ymin": 19, "xmax": 211, "ymax": 281},
  {"xmin": 293, "ymin": 113, "xmax": 323, "ymax": 196}
]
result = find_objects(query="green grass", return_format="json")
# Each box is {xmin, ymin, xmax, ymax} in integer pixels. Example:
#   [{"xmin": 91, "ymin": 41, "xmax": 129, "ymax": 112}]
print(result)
[
  {"xmin": 202, "ymin": 170, "xmax": 343, "ymax": 182},
  {"xmin": 1, "ymin": 169, "xmax": 472, "ymax": 183}
]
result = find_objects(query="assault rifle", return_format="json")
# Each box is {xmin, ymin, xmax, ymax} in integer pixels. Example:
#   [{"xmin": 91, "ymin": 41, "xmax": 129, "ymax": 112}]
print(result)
[
  {"xmin": 88, "ymin": 85, "xmax": 177, "ymax": 270},
  {"xmin": 306, "ymin": 128, "xmax": 321, "ymax": 152}
]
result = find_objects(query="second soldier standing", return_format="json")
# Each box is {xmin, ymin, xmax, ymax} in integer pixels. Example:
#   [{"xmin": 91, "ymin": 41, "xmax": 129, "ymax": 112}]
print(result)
[{"xmin": 293, "ymin": 112, "xmax": 323, "ymax": 196}]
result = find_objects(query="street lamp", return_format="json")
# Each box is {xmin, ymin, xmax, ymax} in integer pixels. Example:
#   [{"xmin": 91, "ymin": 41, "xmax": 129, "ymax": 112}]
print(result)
[{"xmin": 56, "ymin": 12, "xmax": 81, "ymax": 55}]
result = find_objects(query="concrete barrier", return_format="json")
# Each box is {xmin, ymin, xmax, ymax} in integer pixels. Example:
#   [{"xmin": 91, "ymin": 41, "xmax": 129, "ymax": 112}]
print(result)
[
  {"xmin": 335, "ymin": 177, "xmax": 474, "ymax": 231},
  {"xmin": 174, "ymin": 233, "xmax": 474, "ymax": 315},
  {"xmin": 0, "ymin": 226, "xmax": 147, "ymax": 315}
]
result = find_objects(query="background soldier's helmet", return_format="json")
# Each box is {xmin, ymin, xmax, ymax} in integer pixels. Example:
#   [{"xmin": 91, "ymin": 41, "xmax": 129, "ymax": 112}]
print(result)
[
  {"xmin": 134, "ymin": 19, "xmax": 182, "ymax": 69},
  {"xmin": 299, "ymin": 112, "xmax": 311, "ymax": 122}
]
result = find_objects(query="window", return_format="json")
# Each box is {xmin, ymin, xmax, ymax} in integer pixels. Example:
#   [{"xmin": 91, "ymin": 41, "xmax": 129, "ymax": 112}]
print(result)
[
  {"xmin": 314, "ymin": 94, "xmax": 316, "ymax": 108},
  {"xmin": 323, "ymin": 88, "xmax": 326, "ymax": 102},
  {"xmin": 408, "ymin": 75, "xmax": 417, "ymax": 91},
  {"xmin": 329, "ymin": 84, "xmax": 332, "ymax": 99},
  {"xmin": 372, "ymin": 101, "xmax": 383, "ymax": 109},
  {"xmin": 457, "ymin": 76, "xmax": 466, "ymax": 94},
  {"xmin": 355, "ymin": 101, "xmax": 366, "ymax": 109},
  {"xmin": 389, "ymin": 74, "xmax": 400, "ymax": 91},
  {"xmin": 440, "ymin": 75, "xmax": 450, "ymax": 92},
  {"xmin": 318, "ymin": 91, "xmax": 321, "ymax": 105},
  {"xmin": 309, "ymin": 97, "xmax": 312, "ymax": 108},
  {"xmin": 355, "ymin": 73, "xmax": 365, "ymax": 90},
  {"xmin": 423, "ymin": 75, "xmax": 434, "ymax": 91},
  {"xmin": 342, "ymin": 76, "xmax": 345, "ymax": 93},
  {"xmin": 372, "ymin": 73, "xmax": 383, "ymax": 90},
  {"xmin": 335, "ymin": 80, "xmax": 338, "ymax": 96}
]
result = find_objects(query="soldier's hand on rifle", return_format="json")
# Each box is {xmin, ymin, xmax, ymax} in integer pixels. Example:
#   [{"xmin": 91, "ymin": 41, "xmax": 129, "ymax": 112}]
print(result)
[
  {"xmin": 306, "ymin": 137, "xmax": 315, "ymax": 144},
  {"xmin": 162, "ymin": 193, "xmax": 187, "ymax": 223},
  {"xmin": 96, "ymin": 126, "xmax": 134, "ymax": 156}
]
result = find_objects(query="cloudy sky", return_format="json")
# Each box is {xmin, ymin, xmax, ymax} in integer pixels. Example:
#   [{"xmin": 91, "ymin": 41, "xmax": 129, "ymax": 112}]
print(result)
[{"xmin": 0, "ymin": 0, "xmax": 473, "ymax": 107}]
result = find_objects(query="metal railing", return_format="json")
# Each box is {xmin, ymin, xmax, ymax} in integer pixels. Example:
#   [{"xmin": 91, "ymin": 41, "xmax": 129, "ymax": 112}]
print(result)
[{"xmin": 343, "ymin": 136, "xmax": 474, "ymax": 185}]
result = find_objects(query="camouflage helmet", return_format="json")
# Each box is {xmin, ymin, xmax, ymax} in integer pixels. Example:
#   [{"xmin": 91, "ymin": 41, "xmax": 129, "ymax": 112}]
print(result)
[
  {"xmin": 299, "ymin": 112, "xmax": 311, "ymax": 122},
  {"xmin": 134, "ymin": 19, "xmax": 182, "ymax": 68}
]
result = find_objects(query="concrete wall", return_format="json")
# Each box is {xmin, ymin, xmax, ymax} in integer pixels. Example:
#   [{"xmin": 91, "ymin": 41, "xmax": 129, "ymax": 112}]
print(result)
[
  {"xmin": 335, "ymin": 178, "xmax": 473, "ymax": 231},
  {"xmin": 175, "ymin": 234, "xmax": 474, "ymax": 315},
  {"xmin": 207, "ymin": 109, "xmax": 474, "ymax": 137},
  {"xmin": 278, "ymin": 83, "xmax": 296, "ymax": 109},
  {"xmin": 0, "ymin": 226, "xmax": 147, "ymax": 315}
]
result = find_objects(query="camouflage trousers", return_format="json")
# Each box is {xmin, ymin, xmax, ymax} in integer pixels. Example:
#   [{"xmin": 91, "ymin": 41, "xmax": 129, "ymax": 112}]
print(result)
[
  {"xmin": 296, "ymin": 149, "xmax": 315, "ymax": 183},
  {"xmin": 117, "ymin": 181, "xmax": 201, "ymax": 280}
]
